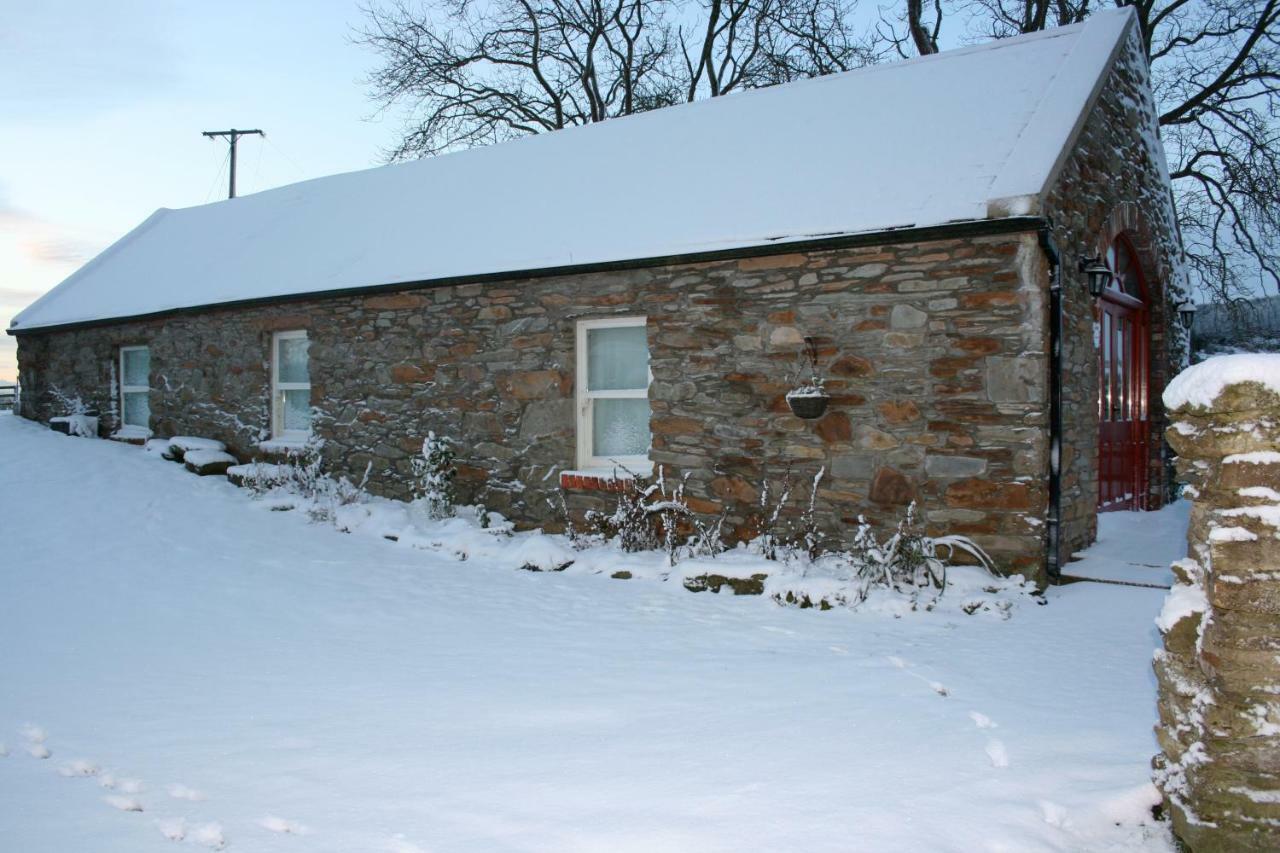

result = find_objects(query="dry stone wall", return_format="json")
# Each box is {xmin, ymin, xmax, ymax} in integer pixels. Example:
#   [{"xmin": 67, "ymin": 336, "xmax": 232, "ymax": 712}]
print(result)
[
  {"xmin": 1155, "ymin": 364, "xmax": 1280, "ymax": 851},
  {"xmin": 16, "ymin": 228, "xmax": 1055, "ymax": 580}
]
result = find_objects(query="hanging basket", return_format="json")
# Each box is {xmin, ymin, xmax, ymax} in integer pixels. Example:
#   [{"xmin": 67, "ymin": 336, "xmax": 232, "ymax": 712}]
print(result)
[{"xmin": 786, "ymin": 390, "xmax": 830, "ymax": 420}]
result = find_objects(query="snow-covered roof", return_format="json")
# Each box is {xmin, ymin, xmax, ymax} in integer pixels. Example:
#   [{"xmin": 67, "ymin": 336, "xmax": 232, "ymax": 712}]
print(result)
[{"xmin": 12, "ymin": 9, "xmax": 1135, "ymax": 332}]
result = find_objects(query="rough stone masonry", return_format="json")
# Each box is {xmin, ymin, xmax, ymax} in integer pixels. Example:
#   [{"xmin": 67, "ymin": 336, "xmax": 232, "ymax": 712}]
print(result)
[
  {"xmin": 16, "ymin": 228, "xmax": 1054, "ymax": 578},
  {"xmin": 1155, "ymin": 368, "xmax": 1280, "ymax": 852}
]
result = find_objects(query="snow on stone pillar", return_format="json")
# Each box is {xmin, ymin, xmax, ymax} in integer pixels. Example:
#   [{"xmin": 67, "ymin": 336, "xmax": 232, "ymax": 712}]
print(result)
[{"xmin": 1154, "ymin": 353, "xmax": 1280, "ymax": 851}]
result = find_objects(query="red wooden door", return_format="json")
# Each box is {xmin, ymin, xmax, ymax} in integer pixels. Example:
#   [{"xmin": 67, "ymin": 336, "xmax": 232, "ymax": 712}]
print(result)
[{"xmin": 1097, "ymin": 239, "xmax": 1150, "ymax": 512}]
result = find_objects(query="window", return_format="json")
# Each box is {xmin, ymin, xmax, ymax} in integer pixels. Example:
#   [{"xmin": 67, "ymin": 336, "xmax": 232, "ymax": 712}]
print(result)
[
  {"xmin": 271, "ymin": 330, "xmax": 311, "ymax": 440},
  {"xmin": 576, "ymin": 317, "xmax": 651, "ymax": 470},
  {"xmin": 119, "ymin": 346, "xmax": 150, "ymax": 431}
]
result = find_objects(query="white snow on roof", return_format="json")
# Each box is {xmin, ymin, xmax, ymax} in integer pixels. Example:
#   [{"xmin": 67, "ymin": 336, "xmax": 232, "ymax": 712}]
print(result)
[{"xmin": 12, "ymin": 9, "xmax": 1134, "ymax": 332}]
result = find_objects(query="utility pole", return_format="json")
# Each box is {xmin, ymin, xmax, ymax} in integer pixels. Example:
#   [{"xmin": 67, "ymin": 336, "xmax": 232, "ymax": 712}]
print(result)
[{"xmin": 201, "ymin": 128, "xmax": 264, "ymax": 199}]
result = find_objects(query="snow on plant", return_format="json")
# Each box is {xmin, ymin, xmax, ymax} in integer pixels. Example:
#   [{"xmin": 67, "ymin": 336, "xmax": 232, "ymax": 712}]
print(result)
[
  {"xmin": 751, "ymin": 468, "xmax": 795, "ymax": 561},
  {"xmin": 246, "ymin": 443, "xmax": 372, "ymax": 525},
  {"xmin": 785, "ymin": 337, "xmax": 827, "ymax": 398},
  {"xmin": 744, "ymin": 469, "xmax": 999, "ymax": 610},
  {"xmin": 49, "ymin": 386, "xmax": 90, "ymax": 416},
  {"xmin": 234, "ymin": 463, "xmax": 292, "ymax": 497},
  {"xmin": 580, "ymin": 464, "xmax": 727, "ymax": 564},
  {"xmin": 411, "ymin": 432, "xmax": 457, "ymax": 521},
  {"xmin": 839, "ymin": 503, "xmax": 996, "ymax": 610},
  {"xmin": 547, "ymin": 490, "xmax": 599, "ymax": 550},
  {"xmin": 48, "ymin": 386, "xmax": 98, "ymax": 438}
]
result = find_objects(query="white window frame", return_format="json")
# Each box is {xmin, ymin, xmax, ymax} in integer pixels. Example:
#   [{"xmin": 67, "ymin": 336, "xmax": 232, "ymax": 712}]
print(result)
[
  {"xmin": 575, "ymin": 316, "xmax": 652, "ymax": 472},
  {"xmin": 118, "ymin": 345, "xmax": 150, "ymax": 430},
  {"xmin": 271, "ymin": 330, "xmax": 311, "ymax": 442}
]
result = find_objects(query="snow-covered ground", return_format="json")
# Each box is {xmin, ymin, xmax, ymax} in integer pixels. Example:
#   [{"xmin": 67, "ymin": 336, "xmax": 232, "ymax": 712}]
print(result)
[
  {"xmin": 0, "ymin": 411, "xmax": 1176, "ymax": 851},
  {"xmin": 1061, "ymin": 502, "xmax": 1191, "ymax": 588}
]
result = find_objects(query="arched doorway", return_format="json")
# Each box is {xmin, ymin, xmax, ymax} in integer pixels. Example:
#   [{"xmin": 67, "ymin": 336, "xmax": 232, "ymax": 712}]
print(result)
[{"xmin": 1097, "ymin": 236, "xmax": 1150, "ymax": 511}]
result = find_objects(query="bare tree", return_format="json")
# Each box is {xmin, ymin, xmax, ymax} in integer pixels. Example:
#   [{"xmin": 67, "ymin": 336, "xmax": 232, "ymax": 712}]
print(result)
[
  {"xmin": 881, "ymin": 0, "xmax": 1280, "ymax": 301},
  {"xmin": 357, "ymin": 0, "xmax": 872, "ymax": 159}
]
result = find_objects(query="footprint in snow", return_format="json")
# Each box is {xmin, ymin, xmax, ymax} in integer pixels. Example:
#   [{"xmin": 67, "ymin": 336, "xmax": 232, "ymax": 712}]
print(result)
[
  {"xmin": 969, "ymin": 710, "xmax": 998, "ymax": 729},
  {"xmin": 157, "ymin": 817, "xmax": 187, "ymax": 842},
  {"xmin": 761, "ymin": 626, "xmax": 796, "ymax": 636},
  {"xmin": 189, "ymin": 822, "xmax": 227, "ymax": 849},
  {"xmin": 985, "ymin": 738, "xmax": 1010, "ymax": 768},
  {"xmin": 0, "ymin": 743, "xmax": 8, "ymax": 757},
  {"xmin": 828, "ymin": 645, "xmax": 849, "ymax": 655},
  {"xmin": 387, "ymin": 836, "xmax": 430, "ymax": 853},
  {"xmin": 1039, "ymin": 800, "xmax": 1071, "ymax": 828},
  {"xmin": 20, "ymin": 725, "xmax": 51, "ymax": 759},
  {"xmin": 59, "ymin": 759, "xmax": 101, "ymax": 777},
  {"xmin": 100, "ymin": 774, "xmax": 145, "ymax": 793},
  {"xmin": 259, "ymin": 815, "xmax": 308, "ymax": 835},
  {"xmin": 886, "ymin": 655, "xmax": 908, "ymax": 668},
  {"xmin": 167, "ymin": 783, "xmax": 205, "ymax": 801},
  {"xmin": 104, "ymin": 794, "xmax": 145, "ymax": 812}
]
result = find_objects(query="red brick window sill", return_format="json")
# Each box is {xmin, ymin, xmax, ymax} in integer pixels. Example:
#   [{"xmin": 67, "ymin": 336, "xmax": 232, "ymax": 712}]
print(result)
[{"xmin": 560, "ymin": 471, "xmax": 637, "ymax": 493}]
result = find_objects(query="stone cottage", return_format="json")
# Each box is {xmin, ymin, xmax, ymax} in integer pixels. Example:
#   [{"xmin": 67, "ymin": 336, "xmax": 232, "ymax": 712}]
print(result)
[{"xmin": 9, "ymin": 8, "xmax": 1185, "ymax": 584}]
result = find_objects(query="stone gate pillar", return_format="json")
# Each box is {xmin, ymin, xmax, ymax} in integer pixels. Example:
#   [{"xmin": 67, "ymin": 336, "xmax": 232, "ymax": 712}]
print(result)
[{"xmin": 1155, "ymin": 355, "xmax": 1280, "ymax": 851}]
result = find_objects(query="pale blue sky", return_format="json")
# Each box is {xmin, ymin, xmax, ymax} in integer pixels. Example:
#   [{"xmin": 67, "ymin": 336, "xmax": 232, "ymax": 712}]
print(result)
[{"xmin": 1, "ymin": 1, "xmax": 403, "ymax": 380}]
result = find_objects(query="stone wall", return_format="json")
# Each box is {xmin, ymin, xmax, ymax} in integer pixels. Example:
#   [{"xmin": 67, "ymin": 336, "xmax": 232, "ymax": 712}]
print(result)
[
  {"xmin": 1155, "ymin": 363, "xmax": 1280, "ymax": 850},
  {"xmin": 1043, "ymin": 20, "xmax": 1187, "ymax": 557},
  {"xmin": 16, "ymin": 227, "xmax": 1056, "ymax": 580}
]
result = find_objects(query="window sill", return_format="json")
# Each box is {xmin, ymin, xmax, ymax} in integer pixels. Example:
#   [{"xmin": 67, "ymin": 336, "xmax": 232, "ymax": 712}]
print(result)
[
  {"xmin": 110, "ymin": 427, "xmax": 153, "ymax": 445},
  {"xmin": 560, "ymin": 462, "xmax": 653, "ymax": 492},
  {"xmin": 258, "ymin": 438, "xmax": 311, "ymax": 455}
]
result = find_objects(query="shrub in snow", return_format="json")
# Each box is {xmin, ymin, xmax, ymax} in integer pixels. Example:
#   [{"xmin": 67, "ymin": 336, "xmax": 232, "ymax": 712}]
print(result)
[
  {"xmin": 49, "ymin": 386, "xmax": 91, "ymax": 417},
  {"xmin": 751, "ymin": 467, "xmax": 828, "ymax": 561},
  {"xmin": 840, "ymin": 503, "xmax": 995, "ymax": 608},
  {"xmin": 250, "ymin": 443, "xmax": 372, "ymax": 524},
  {"xmin": 577, "ymin": 465, "xmax": 727, "ymax": 564},
  {"xmin": 411, "ymin": 432, "xmax": 457, "ymax": 520},
  {"xmin": 47, "ymin": 386, "xmax": 98, "ymax": 437},
  {"xmin": 745, "ymin": 470, "xmax": 998, "ymax": 609}
]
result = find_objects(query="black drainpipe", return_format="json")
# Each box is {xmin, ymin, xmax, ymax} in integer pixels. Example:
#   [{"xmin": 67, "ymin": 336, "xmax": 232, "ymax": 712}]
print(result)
[{"xmin": 1038, "ymin": 220, "xmax": 1064, "ymax": 582}]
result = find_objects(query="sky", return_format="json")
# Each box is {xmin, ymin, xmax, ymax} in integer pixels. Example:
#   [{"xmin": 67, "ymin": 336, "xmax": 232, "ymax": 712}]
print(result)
[{"xmin": 0, "ymin": 1, "xmax": 403, "ymax": 381}]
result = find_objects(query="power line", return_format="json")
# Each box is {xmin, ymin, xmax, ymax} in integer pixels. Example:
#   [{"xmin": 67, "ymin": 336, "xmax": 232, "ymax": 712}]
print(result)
[
  {"xmin": 204, "ymin": 148, "xmax": 231, "ymax": 204},
  {"xmin": 201, "ymin": 128, "xmax": 265, "ymax": 199}
]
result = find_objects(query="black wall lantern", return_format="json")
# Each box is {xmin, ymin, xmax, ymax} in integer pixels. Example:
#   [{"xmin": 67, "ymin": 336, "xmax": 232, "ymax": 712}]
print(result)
[
  {"xmin": 1078, "ymin": 256, "xmax": 1110, "ymax": 298},
  {"xmin": 1177, "ymin": 301, "xmax": 1198, "ymax": 330}
]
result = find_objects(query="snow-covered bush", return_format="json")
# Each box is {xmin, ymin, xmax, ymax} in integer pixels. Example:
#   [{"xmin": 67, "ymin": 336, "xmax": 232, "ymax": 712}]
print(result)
[
  {"xmin": 751, "ymin": 469, "xmax": 795, "ymax": 561},
  {"xmin": 306, "ymin": 467, "xmax": 372, "ymax": 525},
  {"xmin": 234, "ymin": 463, "xmax": 292, "ymax": 497},
  {"xmin": 839, "ymin": 503, "xmax": 995, "ymax": 608},
  {"xmin": 749, "ymin": 467, "xmax": 829, "ymax": 561},
  {"xmin": 577, "ymin": 465, "xmax": 727, "ymax": 564},
  {"xmin": 411, "ymin": 432, "xmax": 457, "ymax": 521},
  {"xmin": 745, "ymin": 469, "xmax": 997, "ymax": 609},
  {"xmin": 48, "ymin": 386, "xmax": 98, "ymax": 438},
  {"xmin": 247, "ymin": 443, "xmax": 372, "ymax": 524}
]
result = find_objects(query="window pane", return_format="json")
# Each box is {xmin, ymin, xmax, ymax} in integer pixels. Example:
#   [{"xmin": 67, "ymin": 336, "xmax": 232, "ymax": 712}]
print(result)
[
  {"xmin": 1102, "ymin": 312, "xmax": 1112, "ymax": 421},
  {"xmin": 592, "ymin": 398, "xmax": 650, "ymax": 458},
  {"xmin": 122, "ymin": 348, "xmax": 149, "ymax": 387},
  {"xmin": 282, "ymin": 389, "xmax": 311, "ymax": 433},
  {"xmin": 278, "ymin": 336, "xmax": 310, "ymax": 384},
  {"xmin": 587, "ymin": 325, "xmax": 647, "ymax": 391},
  {"xmin": 122, "ymin": 391, "xmax": 150, "ymax": 428}
]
